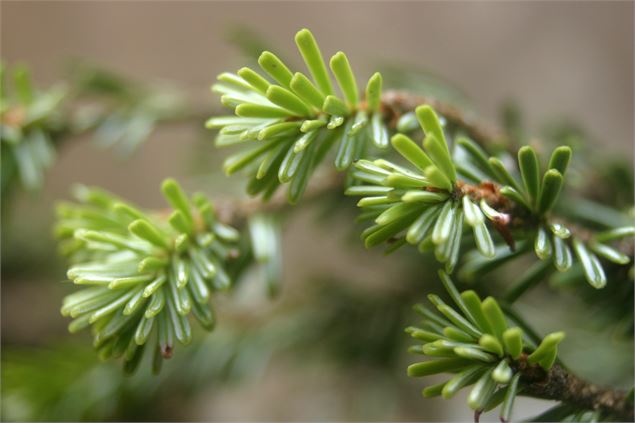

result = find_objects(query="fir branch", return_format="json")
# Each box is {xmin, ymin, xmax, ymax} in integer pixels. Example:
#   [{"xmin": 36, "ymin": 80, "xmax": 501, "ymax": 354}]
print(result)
[
  {"xmin": 406, "ymin": 271, "xmax": 634, "ymax": 422},
  {"xmin": 518, "ymin": 360, "xmax": 634, "ymax": 422},
  {"xmin": 56, "ymin": 179, "xmax": 241, "ymax": 372},
  {"xmin": 46, "ymin": 27, "xmax": 633, "ymax": 422}
]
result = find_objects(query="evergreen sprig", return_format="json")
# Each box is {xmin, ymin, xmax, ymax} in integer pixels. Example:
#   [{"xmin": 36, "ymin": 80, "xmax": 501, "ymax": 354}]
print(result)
[
  {"xmin": 1, "ymin": 63, "xmax": 67, "ymax": 191},
  {"xmin": 207, "ymin": 28, "xmax": 390, "ymax": 203},
  {"xmin": 70, "ymin": 63, "xmax": 188, "ymax": 156},
  {"xmin": 406, "ymin": 271, "xmax": 565, "ymax": 422},
  {"xmin": 1, "ymin": 62, "xmax": 189, "ymax": 200},
  {"xmin": 459, "ymin": 140, "xmax": 634, "ymax": 289},
  {"xmin": 348, "ymin": 105, "xmax": 633, "ymax": 288},
  {"xmin": 56, "ymin": 179, "xmax": 240, "ymax": 373},
  {"xmin": 347, "ymin": 105, "xmax": 503, "ymax": 272}
]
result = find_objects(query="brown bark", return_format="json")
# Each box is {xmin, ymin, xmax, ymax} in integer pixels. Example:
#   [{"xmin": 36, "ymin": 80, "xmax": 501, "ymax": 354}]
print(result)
[{"xmin": 517, "ymin": 357, "xmax": 634, "ymax": 421}]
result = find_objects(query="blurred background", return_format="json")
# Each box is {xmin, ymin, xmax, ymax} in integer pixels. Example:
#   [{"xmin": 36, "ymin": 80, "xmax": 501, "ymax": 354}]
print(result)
[{"xmin": 1, "ymin": 1, "xmax": 633, "ymax": 421}]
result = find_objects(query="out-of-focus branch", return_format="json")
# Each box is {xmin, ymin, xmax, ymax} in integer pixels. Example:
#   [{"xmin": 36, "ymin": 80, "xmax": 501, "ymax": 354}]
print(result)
[
  {"xmin": 215, "ymin": 169, "xmax": 344, "ymax": 226},
  {"xmin": 381, "ymin": 90, "xmax": 508, "ymax": 148}
]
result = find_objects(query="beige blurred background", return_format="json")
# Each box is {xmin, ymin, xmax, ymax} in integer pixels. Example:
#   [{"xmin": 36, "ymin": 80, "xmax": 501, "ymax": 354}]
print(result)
[{"xmin": 2, "ymin": 1, "xmax": 633, "ymax": 421}]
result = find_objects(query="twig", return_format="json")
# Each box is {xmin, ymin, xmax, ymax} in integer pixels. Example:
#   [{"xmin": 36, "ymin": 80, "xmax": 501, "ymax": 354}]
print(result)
[
  {"xmin": 381, "ymin": 90, "xmax": 508, "ymax": 148},
  {"xmin": 518, "ymin": 358, "xmax": 634, "ymax": 421},
  {"xmin": 212, "ymin": 93, "xmax": 631, "ymax": 260},
  {"xmin": 212, "ymin": 92, "xmax": 509, "ymax": 226}
]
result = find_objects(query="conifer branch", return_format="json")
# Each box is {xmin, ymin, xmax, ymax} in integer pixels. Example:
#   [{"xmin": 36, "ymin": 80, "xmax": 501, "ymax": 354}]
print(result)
[
  {"xmin": 406, "ymin": 271, "xmax": 634, "ymax": 422},
  {"xmin": 519, "ymin": 361, "xmax": 634, "ymax": 422},
  {"xmin": 40, "ymin": 27, "xmax": 633, "ymax": 422}
]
